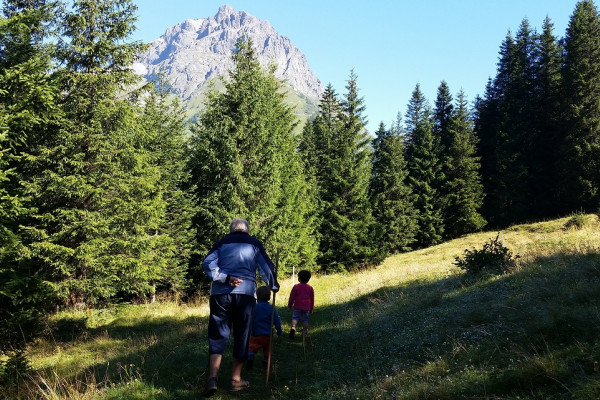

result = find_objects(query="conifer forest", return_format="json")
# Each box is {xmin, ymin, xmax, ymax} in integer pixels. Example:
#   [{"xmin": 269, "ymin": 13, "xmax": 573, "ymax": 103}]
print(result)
[{"xmin": 2, "ymin": 0, "xmax": 600, "ymax": 390}]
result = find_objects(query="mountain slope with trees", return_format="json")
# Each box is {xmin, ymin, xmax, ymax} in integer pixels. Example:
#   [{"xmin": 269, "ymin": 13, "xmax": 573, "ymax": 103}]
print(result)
[{"xmin": 3, "ymin": 0, "xmax": 600, "ymax": 394}]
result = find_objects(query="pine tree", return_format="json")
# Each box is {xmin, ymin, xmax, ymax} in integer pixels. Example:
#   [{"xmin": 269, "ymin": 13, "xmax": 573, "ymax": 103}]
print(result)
[
  {"xmin": 474, "ymin": 80, "xmax": 501, "ymax": 225},
  {"xmin": 20, "ymin": 0, "xmax": 177, "ymax": 304},
  {"xmin": 434, "ymin": 80, "xmax": 454, "ymax": 154},
  {"xmin": 530, "ymin": 16, "xmax": 563, "ymax": 218},
  {"xmin": 370, "ymin": 120, "xmax": 417, "ymax": 254},
  {"xmin": 490, "ymin": 21, "xmax": 534, "ymax": 225},
  {"xmin": 443, "ymin": 90, "xmax": 486, "ymax": 237},
  {"xmin": 405, "ymin": 84, "xmax": 444, "ymax": 247},
  {"xmin": 320, "ymin": 71, "xmax": 375, "ymax": 270},
  {"xmin": 433, "ymin": 81, "xmax": 453, "ymax": 232},
  {"xmin": 476, "ymin": 22, "xmax": 537, "ymax": 227},
  {"xmin": 304, "ymin": 84, "xmax": 343, "ymax": 203},
  {"xmin": 137, "ymin": 78, "xmax": 196, "ymax": 297},
  {"xmin": 298, "ymin": 84, "xmax": 342, "ymax": 266},
  {"xmin": 301, "ymin": 74, "xmax": 376, "ymax": 271},
  {"xmin": 189, "ymin": 38, "xmax": 316, "ymax": 275},
  {"xmin": 561, "ymin": 0, "xmax": 600, "ymax": 212},
  {"xmin": 0, "ymin": 0, "xmax": 58, "ymax": 381}
]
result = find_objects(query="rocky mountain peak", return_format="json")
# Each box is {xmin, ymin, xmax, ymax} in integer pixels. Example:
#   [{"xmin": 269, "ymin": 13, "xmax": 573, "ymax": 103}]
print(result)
[{"xmin": 134, "ymin": 5, "xmax": 323, "ymax": 105}]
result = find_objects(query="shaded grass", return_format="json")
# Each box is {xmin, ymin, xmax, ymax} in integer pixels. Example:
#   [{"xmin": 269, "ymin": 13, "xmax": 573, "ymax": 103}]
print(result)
[{"xmin": 7, "ymin": 214, "xmax": 600, "ymax": 399}]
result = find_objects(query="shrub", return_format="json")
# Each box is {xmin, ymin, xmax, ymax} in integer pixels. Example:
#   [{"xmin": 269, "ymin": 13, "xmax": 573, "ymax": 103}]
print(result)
[
  {"xmin": 453, "ymin": 234, "xmax": 519, "ymax": 276},
  {"xmin": 564, "ymin": 212, "xmax": 587, "ymax": 230}
]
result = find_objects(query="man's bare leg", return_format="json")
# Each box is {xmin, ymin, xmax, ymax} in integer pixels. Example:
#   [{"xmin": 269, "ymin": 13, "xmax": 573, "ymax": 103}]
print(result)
[{"xmin": 209, "ymin": 354, "xmax": 222, "ymax": 378}]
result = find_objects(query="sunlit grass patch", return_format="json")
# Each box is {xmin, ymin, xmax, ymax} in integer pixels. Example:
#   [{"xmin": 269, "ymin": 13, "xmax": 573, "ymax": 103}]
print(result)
[
  {"xmin": 19, "ymin": 214, "xmax": 600, "ymax": 399},
  {"xmin": 101, "ymin": 380, "xmax": 170, "ymax": 400}
]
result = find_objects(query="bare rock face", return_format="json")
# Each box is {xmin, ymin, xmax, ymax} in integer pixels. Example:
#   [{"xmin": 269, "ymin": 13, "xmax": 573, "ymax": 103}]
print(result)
[{"xmin": 134, "ymin": 5, "xmax": 323, "ymax": 104}]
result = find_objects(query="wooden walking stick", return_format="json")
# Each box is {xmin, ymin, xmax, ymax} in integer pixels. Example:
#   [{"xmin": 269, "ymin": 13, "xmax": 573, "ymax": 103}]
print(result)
[{"xmin": 265, "ymin": 248, "xmax": 279, "ymax": 388}]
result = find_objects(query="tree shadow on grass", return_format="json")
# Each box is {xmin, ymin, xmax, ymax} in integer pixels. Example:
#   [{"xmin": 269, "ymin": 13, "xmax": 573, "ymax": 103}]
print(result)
[
  {"xmin": 37, "ymin": 251, "xmax": 600, "ymax": 399},
  {"xmin": 271, "ymin": 251, "xmax": 600, "ymax": 399}
]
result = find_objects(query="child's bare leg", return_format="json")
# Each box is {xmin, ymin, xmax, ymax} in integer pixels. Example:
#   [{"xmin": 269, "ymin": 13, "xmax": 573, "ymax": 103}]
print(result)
[
  {"xmin": 302, "ymin": 322, "xmax": 309, "ymax": 338},
  {"xmin": 289, "ymin": 319, "xmax": 298, "ymax": 339}
]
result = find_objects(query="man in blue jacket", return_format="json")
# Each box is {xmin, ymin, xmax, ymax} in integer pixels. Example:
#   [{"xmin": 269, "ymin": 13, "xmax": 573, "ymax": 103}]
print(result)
[{"xmin": 202, "ymin": 218, "xmax": 278, "ymax": 397}]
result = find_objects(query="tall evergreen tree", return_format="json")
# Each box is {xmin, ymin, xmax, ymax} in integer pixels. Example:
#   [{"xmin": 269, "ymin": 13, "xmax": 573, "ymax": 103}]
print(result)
[
  {"xmin": 301, "ymin": 73, "xmax": 376, "ymax": 271},
  {"xmin": 370, "ymin": 120, "xmax": 417, "ymax": 255},
  {"xmin": 443, "ymin": 90, "xmax": 486, "ymax": 237},
  {"xmin": 19, "ymin": 0, "xmax": 178, "ymax": 305},
  {"xmin": 321, "ymin": 71, "xmax": 375, "ymax": 270},
  {"xmin": 0, "ymin": 0, "xmax": 58, "ymax": 381},
  {"xmin": 476, "ymin": 22, "xmax": 537, "ymax": 227},
  {"xmin": 298, "ymin": 84, "xmax": 342, "ymax": 266},
  {"xmin": 474, "ymin": 79, "xmax": 501, "ymax": 225},
  {"xmin": 530, "ymin": 16, "xmax": 563, "ymax": 218},
  {"xmin": 189, "ymin": 38, "xmax": 317, "ymax": 275},
  {"xmin": 434, "ymin": 80, "xmax": 454, "ymax": 154},
  {"xmin": 137, "ymin": 79, "xmax": 196, "ymax": 297},
  {"xmin": 560, "ymin": 0, "xmax": 600, "ymax": 212},
  {"xmin": 405, "ymin": 84, "xmax": 444, "ymax": 247},
  {"xmin": 433, "ymin": 81, "xmax": 453, "ymax": 231}
]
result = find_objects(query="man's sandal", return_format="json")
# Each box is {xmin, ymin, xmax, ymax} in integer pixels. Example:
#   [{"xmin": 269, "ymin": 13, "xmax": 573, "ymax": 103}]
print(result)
[{"xmin": 230, "ymin": 378, "xmax": 250, "ymax": 392}]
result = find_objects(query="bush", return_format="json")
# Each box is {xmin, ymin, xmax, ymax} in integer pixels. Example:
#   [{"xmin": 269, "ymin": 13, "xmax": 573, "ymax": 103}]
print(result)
[
  {"xmin": 453, "ymin": 233, "xmax": 519, "ymax": 276},
  {"xmin": 564, "ymin": 212, "xmax": 587, "ymax": 230}
]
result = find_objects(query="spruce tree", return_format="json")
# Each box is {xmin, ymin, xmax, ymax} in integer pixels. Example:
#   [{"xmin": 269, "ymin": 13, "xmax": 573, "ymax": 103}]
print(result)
[
  {"xmin": 301, "ymin": 74, "xmax": 376, "ymax": 271},
  {"xmin": 137, "ymin": 79, "xmax": 196, "ymax": 297},
  {"xmin": 474, "ymin": 80, "xmax": 501, "ymax": 226},
  {"xmin": 443, "ymin": 90, "xmax": 486, "ymax": 237},
  {"xmin": 20, "ymin": 0, "xmax": 178, "ymax": 304},
  {"xmin": 299, "ymin": 84, "xmax": 342, "ymax": 266},
  {"xmin": 0, "ymin": 0, "xmax": 58, "ymax": 381},
  {"xmin": 433, "ymin": 81, "xmax": 453, "ymax": 231},
  {"xmin": 530, "ymin": 16, "xmax": 563, "ymax": 218},
  {"xmin": 476, "ymin": 22, "xmax": 536, "ymax": 227},
  {"xmin": 189, "ymin": 38, "xmax": 316, "ymax": 275},
  {"xmin": 405, "ymin": 84, "xmax": 444, "ymax": 247},
  {"xmin": 491, "ymin": 21, "xmax": 535, "ymax": 225},
  {"xmin": 561, "ymin": 0, "xmax": 600, "ymax": 212},
  {"xmin": 370, "ymin": 120, "xmax": 417, "ymax": 254},
  {"xmin": 319, "ymin": 72, "xmax": 375, "ymax": 270},
  {"xmin": 434, "ymin": 80, "xmax": 454, "ymax": 154}
]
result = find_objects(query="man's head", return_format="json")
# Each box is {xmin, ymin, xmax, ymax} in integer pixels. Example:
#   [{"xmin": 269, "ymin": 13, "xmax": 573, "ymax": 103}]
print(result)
[
  {"xmin": 229, "ymin": 218, "xmax": 250, "ymax": 233},
  {"xmin": 256, "ymin": 285, "xmax": 271, "ymax": 301}
]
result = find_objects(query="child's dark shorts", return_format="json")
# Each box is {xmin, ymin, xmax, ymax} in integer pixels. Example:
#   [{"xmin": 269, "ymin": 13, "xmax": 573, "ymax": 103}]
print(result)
[{"xmin": 292, "ymin": 309, "xmax": 310, "ymax": 323}]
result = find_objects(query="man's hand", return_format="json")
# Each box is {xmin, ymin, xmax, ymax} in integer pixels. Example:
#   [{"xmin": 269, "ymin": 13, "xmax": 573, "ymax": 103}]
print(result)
[{"xmin": 228, "ymin": 276, "xmax": 243, "ymax": 287}]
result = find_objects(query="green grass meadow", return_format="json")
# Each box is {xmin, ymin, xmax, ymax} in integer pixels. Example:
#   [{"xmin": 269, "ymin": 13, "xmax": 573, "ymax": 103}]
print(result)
[{"xmin": 7, "ymin": 214, "xmax": 600, "ymax": 399}]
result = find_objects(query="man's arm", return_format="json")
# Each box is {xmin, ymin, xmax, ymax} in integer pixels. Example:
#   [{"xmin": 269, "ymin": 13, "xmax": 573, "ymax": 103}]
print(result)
[
  {"xmin": 257, "ymin": 250, "xmax": 279, "ymax": 292},
  {"xmin": 202, "ymin": 248, "xmax": 229, "ymax": 283}
]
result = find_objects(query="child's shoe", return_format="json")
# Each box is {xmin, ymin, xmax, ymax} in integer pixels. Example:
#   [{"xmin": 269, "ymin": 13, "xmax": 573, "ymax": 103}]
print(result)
[{"xmin": 289, "ymin": 327, "xmax": 296, "ymax": 340}]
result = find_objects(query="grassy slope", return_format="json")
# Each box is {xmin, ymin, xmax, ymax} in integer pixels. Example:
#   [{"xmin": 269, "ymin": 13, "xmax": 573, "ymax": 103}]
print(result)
[{"xmin": 14, "ymin": 214, "xmax": 600, "ymax": 399}]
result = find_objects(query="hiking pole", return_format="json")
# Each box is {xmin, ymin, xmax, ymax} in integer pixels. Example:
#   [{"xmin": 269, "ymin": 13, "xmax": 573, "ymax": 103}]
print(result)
[{"xmin": 265, "ymin": 248, "xmax": 279, "ymax": 388}]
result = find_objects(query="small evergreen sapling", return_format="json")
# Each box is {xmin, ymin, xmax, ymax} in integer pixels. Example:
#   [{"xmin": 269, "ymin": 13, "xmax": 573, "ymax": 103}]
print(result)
[{"xmin": 453, "ymin": 234, "xmax": 518, "ymax": 276}]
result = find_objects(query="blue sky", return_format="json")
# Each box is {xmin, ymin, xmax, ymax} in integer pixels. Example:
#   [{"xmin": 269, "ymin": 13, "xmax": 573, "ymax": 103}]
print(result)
[{"xmin": 132, "ymin": 0, "xmax": 581, "ymax": 134}]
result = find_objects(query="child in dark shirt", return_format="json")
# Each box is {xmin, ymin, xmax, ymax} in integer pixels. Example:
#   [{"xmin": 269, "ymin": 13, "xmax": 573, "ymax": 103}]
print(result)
[
  {"xmin": 246, "ymin": 286, "xmax": 282, "ymax": 370},
  {"xmin": 287, "ymin": 270, "xmax": 314, "ymax": 340}
]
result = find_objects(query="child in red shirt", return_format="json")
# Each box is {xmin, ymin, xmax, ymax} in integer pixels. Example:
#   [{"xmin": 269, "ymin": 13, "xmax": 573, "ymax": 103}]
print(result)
[{"xmin": 287, "ymin": 270, "xmax": 314, "ymax": 340}]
